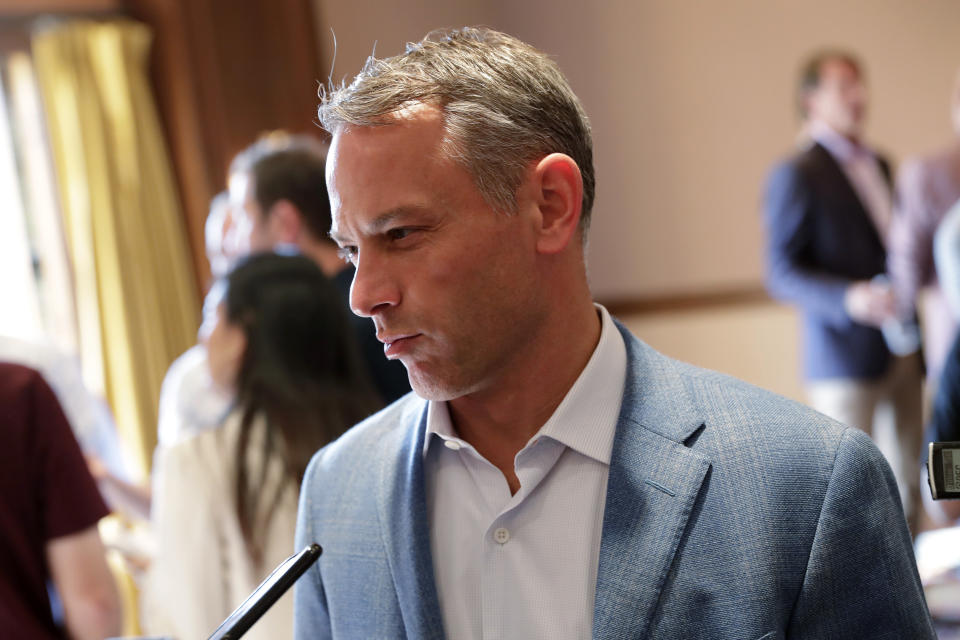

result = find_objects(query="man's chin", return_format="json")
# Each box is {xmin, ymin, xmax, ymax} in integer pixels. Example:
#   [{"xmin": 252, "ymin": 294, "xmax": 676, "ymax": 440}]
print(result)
[
  {"xmin": 407, "ymin": 368, "xmax": 472, "ymax": 403},
  {"xmin": 408, "ymin": 380, "xmax": 462, "ymax": 403}
]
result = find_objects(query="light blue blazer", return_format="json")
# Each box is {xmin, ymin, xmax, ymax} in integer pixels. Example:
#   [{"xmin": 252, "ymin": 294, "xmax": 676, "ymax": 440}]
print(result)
[{"xmin": 294, "ymin": 323, "xmax": 935, "ymax": 639}]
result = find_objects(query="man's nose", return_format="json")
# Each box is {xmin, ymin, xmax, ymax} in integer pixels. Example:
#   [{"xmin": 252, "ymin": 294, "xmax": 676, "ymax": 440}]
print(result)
[{"xmin": 349, "ymin": 251, "xmax": 400, "ymax": 318}]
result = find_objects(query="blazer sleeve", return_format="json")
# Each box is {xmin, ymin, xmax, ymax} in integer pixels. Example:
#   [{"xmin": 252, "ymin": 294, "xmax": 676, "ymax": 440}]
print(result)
[
  {"xmin": 293, "ymin": 452, "xmax": 332, "ymax": 640},
  {"xmin": 787, "ymin": 428, "xmax": 935, "ymax": 638},
  {"xmin": 763, "ymin": 162, "xmax": 856, "ymax": 328}
]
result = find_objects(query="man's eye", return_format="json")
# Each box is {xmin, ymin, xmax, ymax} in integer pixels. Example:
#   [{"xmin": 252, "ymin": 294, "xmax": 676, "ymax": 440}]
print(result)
[
  {"xmin": 337, "ymin": 246, "xmax": 358, "ymax": 263},
  {"xmin": 387, "ymin": 228, "xmax": 414, "ymax": 241}
]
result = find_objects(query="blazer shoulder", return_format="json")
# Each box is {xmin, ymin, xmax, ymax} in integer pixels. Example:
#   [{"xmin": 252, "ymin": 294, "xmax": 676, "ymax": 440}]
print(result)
[
  {"xmin": 617, "ymin": 326, "xmax": 848, "ymax": 457},
  {"xmin": 765, "ymin": 147, "xmax": 823, "ymax": 194},
  {"xmin": 652, "ymin": 354, "xmax": 873, "ymax": 510},
  {"xmin": 626, "ymin": 329, "xmax": 849, "ymax": 459},
  {"xmin": 308, "ymin": 393, "xmax": 424, "ymax": 474},
  {"xmin": 681, "ymin": 357, "xmax": 847, "ymax": 442},
  {"xmin": 766, "ymin": 153, "xmax": 804, "ymax": 182}
]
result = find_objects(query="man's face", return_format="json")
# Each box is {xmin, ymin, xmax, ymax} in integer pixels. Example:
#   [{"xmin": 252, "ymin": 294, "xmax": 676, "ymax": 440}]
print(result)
[
  {"xmin": 806, "ymin": 58, "xmax": 867, "ymax": 138},
  {"xmin": 327, "ymin": 105, "xmax": 544, "ymax": 401},
  {"xmin": 228, "ymin": 171, "xmax": 274, "ymax": 252}
]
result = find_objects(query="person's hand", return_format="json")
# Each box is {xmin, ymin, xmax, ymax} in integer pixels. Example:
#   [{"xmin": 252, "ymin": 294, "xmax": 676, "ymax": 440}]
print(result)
[
  {"xmin": 84, "ymin": 453, "xmax": 108, "ymax": 482},
  {"xmin": 844, "ymin": 279, "xmax": 896, "ymax": 328}
]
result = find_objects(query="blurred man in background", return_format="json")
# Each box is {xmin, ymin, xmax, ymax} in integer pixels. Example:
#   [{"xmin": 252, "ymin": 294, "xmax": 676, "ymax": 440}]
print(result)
[
  {"xmin": 764, "ymin": 50, "xmax": 923, "ymax": 525},
  {"xmin": 228, "ymin": 134, "xmax": 411, "ymax": 404}
]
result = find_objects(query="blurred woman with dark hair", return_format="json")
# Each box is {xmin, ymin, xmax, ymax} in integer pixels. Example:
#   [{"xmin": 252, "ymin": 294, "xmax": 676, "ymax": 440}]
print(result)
[{"xmin": 142, "ymin": 252, "xmax": 379, "ymax": 640}]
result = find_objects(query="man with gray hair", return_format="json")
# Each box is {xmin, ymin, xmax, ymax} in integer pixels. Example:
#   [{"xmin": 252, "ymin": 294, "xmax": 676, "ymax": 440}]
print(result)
[{"xmin": 295, "ymin": 28, "xmax": 934, "ymax": 638}]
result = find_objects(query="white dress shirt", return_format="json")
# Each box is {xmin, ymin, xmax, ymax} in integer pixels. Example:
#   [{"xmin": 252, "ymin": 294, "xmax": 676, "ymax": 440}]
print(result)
[
  {"xmin": 424, "ymin": 305, "xmax": 627, "ymax": 640},
  {"xmin": 809, "ymin": 120, "xmax": 893, "ymax": 243}
]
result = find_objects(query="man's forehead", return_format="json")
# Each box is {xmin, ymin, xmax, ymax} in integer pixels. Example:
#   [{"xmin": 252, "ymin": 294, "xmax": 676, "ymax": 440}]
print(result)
[
  {"xmin": 820, "ymin": 58, "xmax": 860, "ymax": 82},
  {"xmin": 327, "ymin": 110, "xmax": 451, "ymax": 218}
]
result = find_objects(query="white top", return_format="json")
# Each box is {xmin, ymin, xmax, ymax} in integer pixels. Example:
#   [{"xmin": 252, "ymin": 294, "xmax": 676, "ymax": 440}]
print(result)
[
  {"xmin": 809, "ymin": 120, "xmax": 893, "ymax": 243},
  {"xmin": 424, "ymin": 305, "xmax": 627, "ymax": 640},
  {"xmin": 142, "ymin": 412, "xmax": 298, "ymax": 640},
  {"xmin": 156, "ymin": 344, "xmax": 232, "ymax": 448}
]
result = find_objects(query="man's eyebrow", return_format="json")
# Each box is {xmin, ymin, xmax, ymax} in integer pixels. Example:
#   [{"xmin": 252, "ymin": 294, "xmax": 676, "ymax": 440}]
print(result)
[
  {"xmin": 328, "ymin": 229, "xmax": 348, "ymax": 245},
  {"xmin": 329, "ymin": 205, "xmax": 432, "ymax": 244}
]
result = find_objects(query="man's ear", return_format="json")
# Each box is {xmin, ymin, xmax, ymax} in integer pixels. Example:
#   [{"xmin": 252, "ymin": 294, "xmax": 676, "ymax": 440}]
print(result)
[
  {"xmin": 532, "ymin": 153, "xmax": 583, "ymax": 255},
  {"xmin": 266, "ymin": 200, "xmax": 303, "ymax": 245}
]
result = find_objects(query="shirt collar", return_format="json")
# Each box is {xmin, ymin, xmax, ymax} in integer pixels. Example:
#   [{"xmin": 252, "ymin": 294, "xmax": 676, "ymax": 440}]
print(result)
[
  {"xmin": 808, "ymin": 119, "xmax": 869, "ymax": 164},
  {"xmin": 424, "ymin": 304, "xmax": 627, "ymax": 465}
]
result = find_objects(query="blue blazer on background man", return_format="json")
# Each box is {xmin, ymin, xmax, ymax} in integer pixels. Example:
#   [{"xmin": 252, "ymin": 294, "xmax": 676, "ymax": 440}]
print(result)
[
  {"xmin": 294, "ymin": 324, "xmax": 934, "ymax": 639},
  {"xmin": 765, "ymin": 142, "xmax": 892, "ymax": 380}
]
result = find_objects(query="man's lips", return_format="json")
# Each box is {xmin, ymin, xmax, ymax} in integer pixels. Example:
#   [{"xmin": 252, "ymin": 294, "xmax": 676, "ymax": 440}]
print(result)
[{"xmin": 378, "ymin": 333, "xmax": 421, "ymax": 358}]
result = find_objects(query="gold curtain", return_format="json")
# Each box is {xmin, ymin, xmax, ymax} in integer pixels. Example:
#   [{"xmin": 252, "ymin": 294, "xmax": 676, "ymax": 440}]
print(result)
[{"xmin": 32, "ymin": 20, "xmax": 200, "ymax": 479}]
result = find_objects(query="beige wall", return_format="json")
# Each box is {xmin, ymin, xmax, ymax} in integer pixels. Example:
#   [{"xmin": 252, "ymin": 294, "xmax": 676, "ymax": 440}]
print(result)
[
  {"xmin": 576, "ymin": 0, "xmax": 960, "ymax": 300},
  {"xmin": 312, "ymin": 0, "xmax": 493, "ymax": 87},
  {"xmin": 620, "ymin": 302, "xmax": 804, "ymax": 403}
]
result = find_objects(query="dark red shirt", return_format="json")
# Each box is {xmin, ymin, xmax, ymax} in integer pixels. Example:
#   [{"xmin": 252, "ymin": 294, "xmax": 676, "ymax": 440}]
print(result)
[{"xmin": 0, "ymin": 363, "xmax": 110, "ymax": 639}]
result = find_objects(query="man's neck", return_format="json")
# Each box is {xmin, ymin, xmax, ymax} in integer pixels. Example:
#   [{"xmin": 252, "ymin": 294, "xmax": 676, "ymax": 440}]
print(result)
[{"xmin": 447, "ymin": 295, "xmax": 602, "ymax": 494}]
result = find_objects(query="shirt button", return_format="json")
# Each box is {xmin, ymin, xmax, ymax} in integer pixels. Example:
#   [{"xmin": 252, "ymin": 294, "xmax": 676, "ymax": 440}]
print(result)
[
  {"xmin": 493, "ymin": 527, "xmax": 510, "ymax": 544},
  {"xmin": 444, "ymin": 440, "xmax": 462, "ymax": 451}
]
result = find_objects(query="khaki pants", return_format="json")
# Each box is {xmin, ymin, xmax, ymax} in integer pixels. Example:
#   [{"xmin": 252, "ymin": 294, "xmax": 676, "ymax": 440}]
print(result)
[{"xmin": 807, "ymin": 353, "xmax": 924, "ymax": 529}]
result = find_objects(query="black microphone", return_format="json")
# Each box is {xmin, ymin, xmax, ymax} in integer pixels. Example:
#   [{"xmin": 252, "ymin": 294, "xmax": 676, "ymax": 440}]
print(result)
[{"xmin": 207, "ymin": 543, "xmax": 322, "ymax": 640}]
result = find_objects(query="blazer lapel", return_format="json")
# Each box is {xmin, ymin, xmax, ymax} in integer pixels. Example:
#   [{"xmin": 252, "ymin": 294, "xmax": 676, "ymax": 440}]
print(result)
[
  {"xmin": 377, "ymin": 399, "xmax": 446, "ymax": 639},
  {"xmin": 809, "ymin": 142, "xmax": 887, "ymax": 250},
  {"xmin": 593, "ymin": 326, "xmax": 712, "ymax": 639}
]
